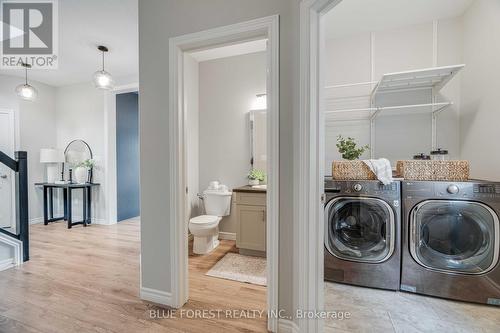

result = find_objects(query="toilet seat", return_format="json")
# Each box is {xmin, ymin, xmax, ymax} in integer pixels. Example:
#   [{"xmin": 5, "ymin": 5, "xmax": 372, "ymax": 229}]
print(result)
[{"xmin": 189, "ymin": 215, "xmax": 220, "ymax": 226}]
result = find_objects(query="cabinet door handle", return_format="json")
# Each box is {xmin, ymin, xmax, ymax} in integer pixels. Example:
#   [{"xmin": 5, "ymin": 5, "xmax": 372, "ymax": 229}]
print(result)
[{"xmin": 0, "ymin": 175, "xmax": 7, "ymax": 179}]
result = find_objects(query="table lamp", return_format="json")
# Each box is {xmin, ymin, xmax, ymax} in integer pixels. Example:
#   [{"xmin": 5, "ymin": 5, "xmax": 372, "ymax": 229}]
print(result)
[{"xmin": 40, "ymin": 148, "xmax": 65, "ymax": 183}]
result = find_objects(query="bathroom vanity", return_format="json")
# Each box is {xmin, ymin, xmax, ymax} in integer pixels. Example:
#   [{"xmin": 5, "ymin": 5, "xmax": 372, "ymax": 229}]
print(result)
[{"xmin": 233, "ymin": 186, "xmax": 267, "ymax": 257}]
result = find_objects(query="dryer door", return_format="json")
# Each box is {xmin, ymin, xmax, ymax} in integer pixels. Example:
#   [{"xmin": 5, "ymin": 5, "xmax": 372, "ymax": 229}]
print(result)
[
  {"xmin": 325, "ymin": 197, "xmax": 395, "ymax": 263},
  {"xmin": 410, "ymin": 200, "xmax": 499, "ymax": 275}
]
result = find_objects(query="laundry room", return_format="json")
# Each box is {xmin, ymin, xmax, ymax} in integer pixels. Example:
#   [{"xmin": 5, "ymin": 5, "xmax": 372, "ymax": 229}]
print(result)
[{"xmin": 321, "ymin": 0, "xmax": 500, "ymax": 332}]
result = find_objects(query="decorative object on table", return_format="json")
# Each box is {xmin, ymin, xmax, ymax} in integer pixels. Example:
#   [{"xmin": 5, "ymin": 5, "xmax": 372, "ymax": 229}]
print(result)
[
  {"xmin": 73, "ymin": 159, "xmax": 96, "ymax": 184},
  {"xmin": 247, "ymin": 168, "xmax": 265, "ymax": 186},
  {"xmin": 430, "ymin": 148, "xmax": 449, "ymax": 161},
  {"xmin": 63, "ymin": 139, "xmax": 93, "ymax": 183},
  {"xmin": 413, "ymin": 153, "xmax": 431, "ymax": 160},
  {"xmin": 93, "ymin": 45, "xmax": 114, "ymax": 90},
  {"xmin": 396, "ymin": 160, "xmax": 469, "ymax": 181},
  {"xmin": 332, "ymin": 135, "xmax": 374, "ymax": 180},
  {"xmin": 362, "ymin": 158, "xmax": 393, "ymax": 185},
  {"xmin": 336, "ymin": 135, "xmax": 369, "ymax": 160},
  {"xmin": 39, "ymin": 148, "xmax": 65, "ymax": 183}
]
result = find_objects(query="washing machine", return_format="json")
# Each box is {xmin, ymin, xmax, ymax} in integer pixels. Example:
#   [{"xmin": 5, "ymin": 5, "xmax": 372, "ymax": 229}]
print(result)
[
  {"xmin": 324, "ymin": 179, "xmax": 402, "ymax": 290},
  {"xmin": 401, "ymin": 181, "xmax": 500, "ymax": 306}
]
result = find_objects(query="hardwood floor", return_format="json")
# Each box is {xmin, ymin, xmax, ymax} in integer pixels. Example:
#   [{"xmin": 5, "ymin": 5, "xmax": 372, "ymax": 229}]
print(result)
[{"xmin": 0, "ymin": 219, "xmax": 267, "ymax": 333}]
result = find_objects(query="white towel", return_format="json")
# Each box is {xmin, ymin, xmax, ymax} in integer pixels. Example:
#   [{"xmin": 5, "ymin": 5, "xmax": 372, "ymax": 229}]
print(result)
[{"xmin": 363, "ymin": 158, "xmax": 393, "ymax": 185}]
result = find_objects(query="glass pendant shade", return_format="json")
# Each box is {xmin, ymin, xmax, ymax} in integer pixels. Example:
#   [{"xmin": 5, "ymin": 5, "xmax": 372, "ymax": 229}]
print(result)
[
  {"xmin": 16, "ymin": 83, "xmax": 38, "ymax": 101},
  {"xmin": 93, "ymin": 70, "xmax": 114, "ymax": 90}
]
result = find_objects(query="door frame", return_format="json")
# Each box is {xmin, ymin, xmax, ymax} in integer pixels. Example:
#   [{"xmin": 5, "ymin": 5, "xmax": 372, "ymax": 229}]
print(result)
[
  {"xmin": 297, "ymin": 1, "xmax": 341, "ymax": 332},
  {"xmin": 0, "ymin": 108, "xmax": 19, "ymax": 230},
  {"xmin": 168, "ymin": 15, "xmax": 279, "ymax": 332},
  {"xmin": 104, "ymin": 83, "xmax": 139, "ymax": 225}
]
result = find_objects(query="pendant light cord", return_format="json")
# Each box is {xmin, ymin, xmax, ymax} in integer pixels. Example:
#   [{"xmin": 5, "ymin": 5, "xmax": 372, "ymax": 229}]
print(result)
[
  {"xmin": 25, "ymin": 65, "xmax": 28, "ymax": 85},
  {"xmin": 102, "ymin": 51, "xmax": 105, "ymax": 71}
]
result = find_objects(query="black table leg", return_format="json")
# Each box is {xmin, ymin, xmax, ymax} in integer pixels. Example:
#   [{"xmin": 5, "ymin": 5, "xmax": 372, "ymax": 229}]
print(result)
[
  {"xmin": 87, "ymin": 186, "xmax": 92, "ymax": 225},
  {"xmin": 67, "ymin": 188, "xmax": 72, "ymax": 229},
  {"xmin": 43, "ymin": 186, "xmax": 48, "ymax": 225},
  {"xmin": 82, "ymin": 187, "xmax": 87, "ymax": 227},
  {"xmin": 49, "ymin": 187, "xmax": 54, "ymax": 220},
  {"xmin": 63, "ymin": 188, "xmax": 68, "ymax": 220}
]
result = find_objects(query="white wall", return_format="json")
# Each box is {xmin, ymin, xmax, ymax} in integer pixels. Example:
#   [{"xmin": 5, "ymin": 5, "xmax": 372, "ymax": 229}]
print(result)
[
  {"xmin": 324, "ymin": 18, "xmax": 463, "ymax": 171},
  {"xmin": 197, "ymin": 52, "xmax": 266, "ymax": 233},
  {"xmin": 460, "ymin": 0, "xmax": 500, "ymax": 181},
  {"xmin": 185, "ymin": 54, "xmax": 200, "ymax": 220},
  {"xmin": 0, "ymin": 74, "xmax": 57, "ymax": 224},
  {"xmin": 55, "ymin": 83, "xmax": 107, "ymax": 222}
]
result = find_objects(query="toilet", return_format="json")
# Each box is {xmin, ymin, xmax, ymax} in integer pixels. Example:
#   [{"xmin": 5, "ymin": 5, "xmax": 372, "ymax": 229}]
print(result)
[{"xmin": 189, "ymin": 183, "xmax": 232, "ymax": 254}]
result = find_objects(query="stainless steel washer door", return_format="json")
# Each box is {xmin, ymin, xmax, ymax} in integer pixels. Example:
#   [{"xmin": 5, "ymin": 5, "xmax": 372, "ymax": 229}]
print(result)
[
  {"xmin": 325, "ymin": 197, "xmax": 395, "ymax": 263},
  {"xmin": 410, "ymin": 200, "xmax": 500, "ymax": 275}
]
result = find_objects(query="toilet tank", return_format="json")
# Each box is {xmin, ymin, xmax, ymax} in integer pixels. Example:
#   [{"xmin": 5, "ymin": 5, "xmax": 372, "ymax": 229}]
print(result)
[{"xmin": 203, "ymin": 189, "xmax": 232, "ymax": 216}]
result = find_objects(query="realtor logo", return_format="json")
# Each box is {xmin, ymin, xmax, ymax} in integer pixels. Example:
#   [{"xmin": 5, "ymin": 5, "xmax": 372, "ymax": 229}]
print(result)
[{"xmin": 1, "ymin": 0, "xmax": 58, "ymax": 69}]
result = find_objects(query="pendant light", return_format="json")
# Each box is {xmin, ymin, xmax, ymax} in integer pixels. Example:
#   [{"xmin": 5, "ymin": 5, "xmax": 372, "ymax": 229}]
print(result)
[
  {"xmin": 15, "ymin": 63, "xmax": 38, "ymax": 101},
  {"xmin": 93, "ymin": 45, "xmax": 114, "ymax": 90}
]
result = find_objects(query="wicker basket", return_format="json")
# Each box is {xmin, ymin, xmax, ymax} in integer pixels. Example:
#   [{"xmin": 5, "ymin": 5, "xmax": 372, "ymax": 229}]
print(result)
[
  {"xmin": 396, "ymin": 160, "xmax": 469, "ymax": 181},
  {"xmin": 332, "ymin": 161, "xmax": 376, "ymax": 180}
]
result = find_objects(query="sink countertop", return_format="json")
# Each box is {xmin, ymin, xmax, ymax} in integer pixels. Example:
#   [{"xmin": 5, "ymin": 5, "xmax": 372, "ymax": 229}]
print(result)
[{"xmin": 232, "ymin": 185, "xmax": 267, "ymax": 193}]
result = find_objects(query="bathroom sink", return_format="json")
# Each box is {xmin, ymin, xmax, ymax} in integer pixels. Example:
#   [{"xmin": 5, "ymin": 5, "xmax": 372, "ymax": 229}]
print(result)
[{"xmin": 252, "ymin": 184, "xmax": 267, "ymax": 190}]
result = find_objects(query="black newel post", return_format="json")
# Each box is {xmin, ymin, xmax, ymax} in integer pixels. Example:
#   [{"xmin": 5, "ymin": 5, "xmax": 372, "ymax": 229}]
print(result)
[{"xmin": 15, "ymin": 151, "xmax": 29, "ymax": 262}]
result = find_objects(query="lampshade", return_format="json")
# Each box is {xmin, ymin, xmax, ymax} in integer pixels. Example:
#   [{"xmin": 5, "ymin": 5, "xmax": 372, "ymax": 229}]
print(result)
[
  {"xmin": 40, "ymin": 148, "xmax": 65, "ymax": 163},
  {"xmin": 93, "ymin": 70, "xmax": 114, "ymax": 90},
  {"xmin": 16, "ymin": 84, "xmax": 38, "ymax": 101}
]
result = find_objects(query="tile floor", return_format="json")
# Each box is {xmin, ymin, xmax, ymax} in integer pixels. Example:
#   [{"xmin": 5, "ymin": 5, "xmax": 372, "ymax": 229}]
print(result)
[{"xmin": 324, "ymin": 282, "xmax": 500, "ymax": 333}]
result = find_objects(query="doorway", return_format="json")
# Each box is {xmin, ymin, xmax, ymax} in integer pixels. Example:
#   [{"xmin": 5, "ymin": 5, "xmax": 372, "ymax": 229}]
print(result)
[{"xmin": 168, "ymin": 16, "xmax": 279, "ymax": 332}]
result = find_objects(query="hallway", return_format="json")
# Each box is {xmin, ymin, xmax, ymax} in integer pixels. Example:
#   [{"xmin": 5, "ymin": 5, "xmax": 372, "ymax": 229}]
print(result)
[{"xmin": 0, "ymin": 219, "xmax": 267, "ymax": 332}]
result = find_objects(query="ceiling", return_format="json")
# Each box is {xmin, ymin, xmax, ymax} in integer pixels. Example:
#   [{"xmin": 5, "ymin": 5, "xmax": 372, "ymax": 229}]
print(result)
[
  {"xmin": 188, "ymin": 39, "xmax": 267, "ymax": 62},
  {"xmin": 0, "ymin": 0, "xmax": 138, "ymax": 87},
  {"xmin": 324, "ymin": 0, "xmax": 475, "ymax": 39}
]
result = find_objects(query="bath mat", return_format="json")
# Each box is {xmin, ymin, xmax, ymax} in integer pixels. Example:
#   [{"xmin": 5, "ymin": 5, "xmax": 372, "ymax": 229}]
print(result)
[{"xmin": 206, "ymin": 253, "xmax": 267, "ymax": 286}]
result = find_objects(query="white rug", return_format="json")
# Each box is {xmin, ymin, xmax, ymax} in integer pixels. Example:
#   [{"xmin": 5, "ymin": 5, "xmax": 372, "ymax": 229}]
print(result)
[{"xmin": 206, "ymin": 253, "xmax": 267, "ymax": 286}]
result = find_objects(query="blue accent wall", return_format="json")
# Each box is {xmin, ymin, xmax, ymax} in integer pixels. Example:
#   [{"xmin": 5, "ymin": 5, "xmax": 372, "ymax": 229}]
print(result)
[{"xmin": 116, "ymin": 92, "xmax": 140, "ymax": 221}]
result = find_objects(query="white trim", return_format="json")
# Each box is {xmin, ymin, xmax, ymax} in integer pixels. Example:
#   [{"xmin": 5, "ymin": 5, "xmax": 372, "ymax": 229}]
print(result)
[
  {"xmin": 168, "ymin": 15, "xmax": 280, "ymax": 332},
  {"xmin": 0, "ymin": 108, "xmax": 18, "ymax": 230},
  {"xmin": 218, "ymin": 232, "xmax": 236, "ymax": 241},
  {"xmin": 29, "ymin": 217, "xmax": 44, "ymax": 225},
  {"xmin": 0, "ymin": 258, "xmax": 15, "ymax": 272},
  {"xmin": 298, "ymin": 1, "xmax": 341, "ymax": 332},
  {"xmin": 0, "ymin": 232, "xmax": 22, "ymax": 268},
  {"xmin": 140, "ymin": 286, "xmax": 173, "ymax": 306},
  {"xmin": 278, "ymin": 319, "xmax": 300, "ymax": 333},
  {"xmin": 104, "ymin": 83, "xmax": 139, "ymax": 227}
]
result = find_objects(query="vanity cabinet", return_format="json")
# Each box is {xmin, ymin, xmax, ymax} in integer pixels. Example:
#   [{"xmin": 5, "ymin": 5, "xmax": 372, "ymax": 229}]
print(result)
[{"xmin": 233, "ymin": 188, "xmax": 266, "ymax": 256}]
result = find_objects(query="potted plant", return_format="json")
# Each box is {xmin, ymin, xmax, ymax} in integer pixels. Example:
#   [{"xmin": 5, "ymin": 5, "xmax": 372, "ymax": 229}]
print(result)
[
  {"xmin": 74, "ymin": 159, "xmax": 95, "ymax": 184},
  {"xmin": 248, "ymin": 168, "xmax": 265, "ymax": 186},
  {"xmin": 333, "ymin": 136, "xmax": 373, "ymax": 180},
  {"xmin": 336, "ymin": 135, "xmax": 369, "ymax": 160}
]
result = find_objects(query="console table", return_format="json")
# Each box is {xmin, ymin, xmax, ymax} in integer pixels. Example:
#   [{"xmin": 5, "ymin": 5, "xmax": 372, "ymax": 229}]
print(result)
[{"xmin": 35, "ymin": 183, "xmax": 100, "ymax": 229}]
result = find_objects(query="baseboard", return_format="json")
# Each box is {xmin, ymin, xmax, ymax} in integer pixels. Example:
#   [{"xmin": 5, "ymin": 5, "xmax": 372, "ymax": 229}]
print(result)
[
  {"xmin": 0, "ymin": 258, "xmax": 15, "ymax": 272},
  {"xmin": 92, "ymin": 218, "xmax": 112, "ymax": 225},
  {"xmin": 140, "ymin": 286, "xmax": 173, "ymax": 306},
  {"xmin": 278, "ymin": 319, "xmax": 300, "ymax": 333},
  {"xmin": 219, "ymin": 232, "xmax": 236, "ymax": 240},
  {"xmin": 30, "ymin": 217, "xmax": 44, "ymax": 225}
]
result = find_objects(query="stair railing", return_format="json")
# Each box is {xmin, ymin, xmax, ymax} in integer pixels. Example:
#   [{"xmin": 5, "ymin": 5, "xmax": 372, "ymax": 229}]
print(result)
[{"xmin": 0, "ymin": 151, "xmax": 29, "ymax": 262}]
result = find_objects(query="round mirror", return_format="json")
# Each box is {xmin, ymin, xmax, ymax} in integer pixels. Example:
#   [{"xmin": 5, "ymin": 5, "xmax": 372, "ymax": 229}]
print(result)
[{"xmin": 64, "ymin": 140, "xmax": 93, "ymax": 167}]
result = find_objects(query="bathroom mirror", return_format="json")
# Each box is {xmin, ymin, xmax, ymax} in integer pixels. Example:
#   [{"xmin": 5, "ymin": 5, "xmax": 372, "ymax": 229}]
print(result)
[{"xmin": 249, "ymin": 110, "xmax": 267, "ymax": 172}]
